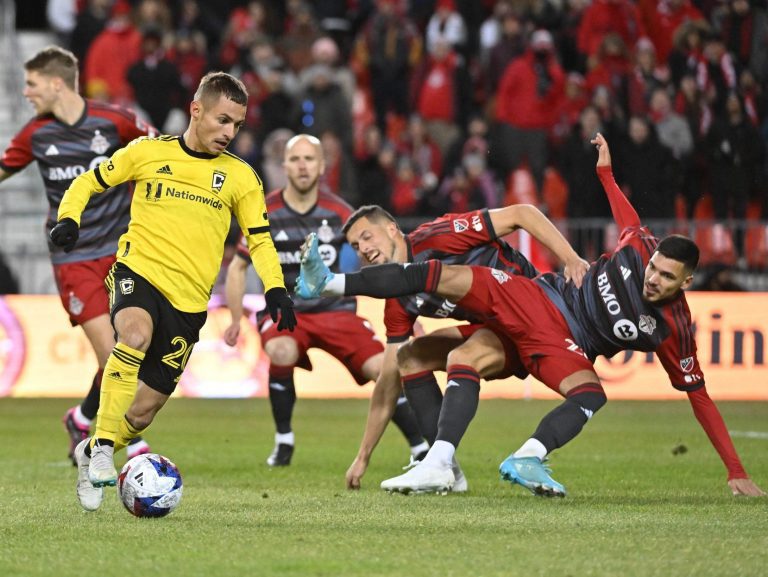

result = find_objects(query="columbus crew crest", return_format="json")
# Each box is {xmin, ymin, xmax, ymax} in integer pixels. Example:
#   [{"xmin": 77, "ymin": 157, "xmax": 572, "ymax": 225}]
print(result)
[{"xmin": 212, "ymin": 170, "xmax": 226, "ymax": 193}]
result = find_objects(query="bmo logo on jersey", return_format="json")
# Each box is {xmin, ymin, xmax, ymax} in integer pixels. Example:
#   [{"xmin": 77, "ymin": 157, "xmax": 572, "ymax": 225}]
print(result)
[
  {"xmin": 47, "ymin": 156, "xmax": 107, "ymax": 181},
  {"xmin": 613, "ymin": 319, "xmax": 638, "ymax": 341}
]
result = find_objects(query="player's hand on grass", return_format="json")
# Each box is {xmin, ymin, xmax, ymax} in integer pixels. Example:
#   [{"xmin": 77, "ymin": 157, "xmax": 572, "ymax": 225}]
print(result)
[
  {"xmin": 346, "ymin": 456, "xmax": 369, "ymax": 490},
  {"xmin": 265, "ymin": 287, "xmax": 297, "ymax": 331},
  {"xmin": 728, "ymin": 477, "xmax": 766, "ymax": 496},
  {"xmin": 564, "ymin": 257, "xmax": 590, "ymax": 288},
  {"xmin": 223, "ymin": 322, "xmax": 240, "ymax": 347},
  {"xmin": 591, "ymin": 132, "xmax": 612, "ymax": 168},
  {"xmin": 50, "ymin": 217, "xmax": 79, "ymax": 252}
]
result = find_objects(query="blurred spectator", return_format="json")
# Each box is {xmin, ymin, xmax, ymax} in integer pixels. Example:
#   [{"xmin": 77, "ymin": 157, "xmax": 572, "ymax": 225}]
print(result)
[
  {"xmin": 496, "ymin": 29, "xmax": 565, "ymax": 195},
  {"xmin": 484, "ymin": 9, "xmax": 527, "ymax": 99},
  {"xmin": 261, "ymin": 128, "xmax": 295, "ymax": 191},
  {"xmin": 649, "ymin": 87, "xmax": 694, "ymax": 162},
  {"xmin": 707, "ymin": 92, "xmax": 764, "ymax": 253},
  {"xmin": 552, "ymin": 72, "xmax": 590, "ymax": 147},
  {"xmin": 355, "ymin": 124, "xmax": 394, "ymax": 210},
  {"xmin": 391, "ymin": 155, "xmax": 425, "ymax": 216},
  {"xmin": 444, "ymin": 114, "xmax": 493, "ymax": 177},
  {"xmin": 321, "ymin": 130, "xmax": 358, "ymax": 204},
  {"xmin": 639, "ymin": 0, "xmax": 704, "ymax": 63},
  {"xmin": 231, "ymin": 128, "xmax": 261, "ymax": 171},
  {"xmin": 280, "ymin": 0, "xmax": 321, "ymax": 74},
  {"xmin": 479, "ymin": 0, "xmax": 514, "ymax": 64},
  {"xmin": 69, "ymin": 0, "xmax": 111, "ymax": 73},
  {"xmin": 577, "ymin": 0, "xmax": 646, "ymax": 60},
  {"xmin": 739, "ymin": 69, "xmax": 762, "ymax": 126},
  {"xmin": 127, "ymin": 26, "xmax": 185, "ymax": 130},
  {"xmin": 615, "ymin": 115, "xmax": 676, "ymax": 219},
  {"xmin": 174, "ymin": 0, "xmax": 225, "ymax": 58},
  {"xmin": 395, "ymin": 114, "xmax": 443, "ymax": 196},
  {"xmin": 425, "ymin": 0, "xmax": 467, "ymax": 55},
  {"xmin": 47, "ymin": 0, "xmax": 76, "ymax": 46},
  {"xmin": 305, "ymin": 36, "xmax": 356, "ymax": 105},
  {"xmin": 83, "ymin": 0, "xmax": 142, "ymax": 104},
  {"xmin": 219, "ymin": 0, "xmax": 269, "ymax": 70},
  {"xmin": 167, "ymin": 30, "xmax": 208, "ymax": 105},
  {"xmin": 558, "ymin": 0, "xmax": 590, "ymax": 74},
  {"xmin": 675, "ymin": 74, "xmax": 712, "ymax": 216},
  {"xmin": 714, "ymin": 0, "xmax": 768, "ymax": 83},
  {"xmin": 293, "ymin": 63, "xmax": 353, "ymax": 153},
  {"xmin": 667, "ymin": 19, "xmax": 710, "ymax": 87},
  {"xmin": 134, "ymin": 0, "xmax": 173, "ymax": 32},
  {"xmin": 353, "ymin": 0, "xmax": 423, "ymax": 134},
  {"xmin": 557, "ymin": 105, "xmax": 613, "ymax": 260},
  {"xmin": 696, "ymin": 263, "xmax": 747, "ymax": 291},
  {"xmin": 585, "ymin": 33, "xmax": 632, "ymax": 111},
  {"xmin": 628, "ymin": 36, "xmax": 671, "ymax": 116},
  {"xmin": 435, "ymin": 152, "xmax": 500, "ymax": 214},
  {"xmin": 253, "ymin": 59, "xmax": 294, "ymax": 142},
  {"xmin": 311, "ymin": 0, "xmax": 355, "ymax": 60},
  {"xmin": 701, "ymin": 33, "xmax": 737, "ymax": 115},
  {"xmin": 411, "ymin": 38, "xmax": 472, "ymax": 156},
  {"xmin": 0, "ymin": 251, "xmax": 19, "ymax": 294}
]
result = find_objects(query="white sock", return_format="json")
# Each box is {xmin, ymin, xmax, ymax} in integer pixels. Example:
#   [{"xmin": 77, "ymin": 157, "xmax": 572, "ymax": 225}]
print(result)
[
  {"xmin": 421, "ymin": 440, "xmax": 455, "ymax": 468},
  {"xmin": 513, "ymin": 438, "xmax": 547, "ymax": 461},
  {"xmin": 324, "ymin": 274, "xmax": 345, "ymax": 296},
  {"xmin": 410, "ymin": 440, "xmax": 429, "ymax": 457},
  {"xmin": 74, "ymin": 406, "xmax": 92, "ymax": 427},
  {"xmin": 275, "ymin": 431, "xmax": 294, "ymax": 446}
]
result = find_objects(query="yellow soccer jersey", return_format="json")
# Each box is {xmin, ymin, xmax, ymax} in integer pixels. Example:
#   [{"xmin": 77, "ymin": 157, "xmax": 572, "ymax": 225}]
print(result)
[{"xmin": 58, "ymin": 135, "xmax": 285, "ymax": 312}]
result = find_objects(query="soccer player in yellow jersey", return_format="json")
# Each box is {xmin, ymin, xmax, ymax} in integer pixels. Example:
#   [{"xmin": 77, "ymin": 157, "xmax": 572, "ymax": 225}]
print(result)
[{"xmin": 50, "ymin": 71, "xmax": 296, "ymax": 511}]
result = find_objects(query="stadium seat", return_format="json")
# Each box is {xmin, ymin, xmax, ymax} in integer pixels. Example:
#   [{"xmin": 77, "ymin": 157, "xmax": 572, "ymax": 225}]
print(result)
[
  {"xmin": 542, "ymin": 167, "xmax": 569, "ymax": 220},
  {"xmin": 693, "ymin": 194, "xmax": 715, "ymax": 220},
  {"xmin": 695, "ymin": 223, "xmax": 737, "ymax": 266},
  {"xmin": 745, "ymin": 223, "xmax": 768, "ymax": 269}
]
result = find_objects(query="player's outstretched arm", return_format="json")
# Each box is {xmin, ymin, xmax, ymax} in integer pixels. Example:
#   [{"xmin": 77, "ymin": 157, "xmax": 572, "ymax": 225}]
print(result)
[
  {"xmin": 591, "ymin": 132, "xmax": 642, "ymax": 231},
  {"xmin": 346, "ymin": 344, "xmax": 402, "ymax": 490},
  {"xmin": 488, "ymin": 204, "xmax": 590, "ymax": 287},
  {"xmin": 223, "ymin": 255, "xmax": 249, "ymax": 347}
]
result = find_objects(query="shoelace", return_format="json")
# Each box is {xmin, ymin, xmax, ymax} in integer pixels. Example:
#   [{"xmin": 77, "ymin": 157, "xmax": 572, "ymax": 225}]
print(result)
[{"xmin": 402, "ymin": 455, "xmax": 421, "ymax": 471}]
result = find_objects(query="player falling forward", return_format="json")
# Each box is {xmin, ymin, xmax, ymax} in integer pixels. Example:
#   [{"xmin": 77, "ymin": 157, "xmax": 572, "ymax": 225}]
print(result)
[
  {"xmin": 224, "ymin": 134, "xmax": 428, "ymax": 467},
  {"xmin": 296, "ymin": 133, "xmax": 764, "ymax": 497},
  {"xmin": 51, "ymin": 71, "xmax": 296, "ymax": 511},
  {"xmin": 0, "ymin": 46, "xmax": 154, "ymax": 463},
  {"xmin": 340, "ymin": 204, "xmax": 589, "ymax": 492}
]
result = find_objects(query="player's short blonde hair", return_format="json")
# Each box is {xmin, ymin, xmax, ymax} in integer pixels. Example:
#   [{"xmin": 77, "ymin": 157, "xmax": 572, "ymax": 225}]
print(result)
[
  {"xmin": 25, "ymin": 46, "xmax": 78, "ymax": 90},
  {"xmin": 193, "ymin": 72, "xmax": 248, "ymax": 106}
]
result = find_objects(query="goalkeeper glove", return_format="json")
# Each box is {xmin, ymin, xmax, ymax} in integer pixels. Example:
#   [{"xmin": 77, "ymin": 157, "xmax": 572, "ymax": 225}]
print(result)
[
  {"xmin": 50, "ymin": 218, "xmax": 79, "ymax": 252},
  {"xmin": 265, "ymin": 287, "xmax": 297, "ymax": 331}
]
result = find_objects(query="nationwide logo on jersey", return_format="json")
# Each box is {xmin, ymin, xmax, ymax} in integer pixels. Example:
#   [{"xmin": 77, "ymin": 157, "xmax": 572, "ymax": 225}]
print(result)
[
  {"xmin": 90, "ymin": 130, "xmax": 109, "ymax": 154},
  {"xmin": 156, "ymin": 164, "xmax": 173, "ymax": 175},
  {"xmin": 45, "ymin": 144, "xmax": 59, "ymax": 156},
  {"xmin": 212, "ymin": 170, "xmax": 226, "ymax": 193},
  {"xmin": 471, "ymin": 214, "xmax": 483, "ymax": 232},
  {"xmin": 638, "ymin": 314, "xmax": 656, "ymax": 335},
  {"xmin": 119, "ymin": 278, "xmax": 135, "ymax": 295},
  {"xmin": 453, "ymin": 218, "xmax": 469, "ymax": 233},
  {"xmin": 680, "ymin": 356, "xmax": 694, "ymax": 373},
  {"xmin": 317, "ymin": 220, "xmax": 334, "ymax": 243},
  {"xmin": 620, "ymin": 266, "xmax": 632, "ymax": 280},
  {"xmin": 491, "ymin": 269, "xmax": 510, "ymax": 284},
  {"xmin": 274, "ymin": 230, "xmax": 289, "ymax": 242}
]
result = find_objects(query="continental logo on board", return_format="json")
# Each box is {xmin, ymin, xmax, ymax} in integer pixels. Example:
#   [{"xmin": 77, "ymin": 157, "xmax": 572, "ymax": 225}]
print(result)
[{"xmin": 145, "ymin": 182, "xmax": 223, "ymax": 210}]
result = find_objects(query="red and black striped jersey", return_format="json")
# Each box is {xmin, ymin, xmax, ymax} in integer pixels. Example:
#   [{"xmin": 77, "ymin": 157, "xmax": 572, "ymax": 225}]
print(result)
[{"xmin": 0, "ymin": 100, "xmax": 154, "ymax": 264}]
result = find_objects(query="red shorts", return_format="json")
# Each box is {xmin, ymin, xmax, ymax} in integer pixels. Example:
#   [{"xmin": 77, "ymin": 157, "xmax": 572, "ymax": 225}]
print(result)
[
  {"xmin": 457, "ymin": 267, "xmax": 595, "ymax": 392},
  {"xmin": 52, "ymin": 255, "xmax": 115, "ymax": 326},
  {"xmin": 259, "ymin": 310, "xmax": 384, "ymax": 384},
  {"xmin": 456, "ymin": 323, "xmax": 528, "ymax": 380}
]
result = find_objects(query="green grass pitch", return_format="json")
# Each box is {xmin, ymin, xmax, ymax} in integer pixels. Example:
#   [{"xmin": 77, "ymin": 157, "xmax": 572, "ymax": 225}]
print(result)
[{"xmin": 1, "ymin": 397, "xmax": 766, "ymax": 577}]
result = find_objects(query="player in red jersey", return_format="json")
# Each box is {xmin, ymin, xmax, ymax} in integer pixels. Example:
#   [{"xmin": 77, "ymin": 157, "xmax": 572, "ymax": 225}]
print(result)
[
  {"xmin": 224, "ymin": 134, "xmax": 428, "ymax": 467},
  {"xmin": 297, "ymin": 133, "xmax": 765, "ymax": 497},
  {"xmin": 0, "ymin": 46, "xmax": 155, "ymax": 464},
  {"xmin": 341, "ymin": 204, "xmax": 589, "ymax": 491}
]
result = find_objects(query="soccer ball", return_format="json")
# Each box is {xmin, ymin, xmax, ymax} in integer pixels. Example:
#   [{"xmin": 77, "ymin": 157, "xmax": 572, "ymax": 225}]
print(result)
[{"xmin": 118, "ymin": 453, "xmax": 183, "ymax": 517}]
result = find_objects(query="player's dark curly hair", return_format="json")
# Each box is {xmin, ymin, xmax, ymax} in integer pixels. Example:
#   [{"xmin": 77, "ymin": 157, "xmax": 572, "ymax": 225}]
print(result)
[
  {"xmin": 342, "ymin": 205, "xmax": 400, "ymax": 235},
  {"xmin": 657, "ymin": 235, "xmax": 699, "ymax": 272},
  {"xmin": 194, "ymin": 71, "xmax": 248, "ymax": 106},
  {"xmin": 25, "ymin": 46, "xmax": 78, "ymax": 90}
]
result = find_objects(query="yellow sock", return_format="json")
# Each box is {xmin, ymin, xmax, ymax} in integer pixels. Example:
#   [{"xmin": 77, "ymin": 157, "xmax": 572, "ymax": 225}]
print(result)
[
  {"xmin": 92, "ymin": 342, "xmax": 145, "ymax": 446},
  {"xmin": 114, "ymin": 416, "xmax": 146, "ymax": 453}
]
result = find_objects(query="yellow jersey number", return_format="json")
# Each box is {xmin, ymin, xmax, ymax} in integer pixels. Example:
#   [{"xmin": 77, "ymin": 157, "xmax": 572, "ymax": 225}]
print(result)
[{"xmin": 161, "ymin": 336, "xmax": 194, "ymax": 370}]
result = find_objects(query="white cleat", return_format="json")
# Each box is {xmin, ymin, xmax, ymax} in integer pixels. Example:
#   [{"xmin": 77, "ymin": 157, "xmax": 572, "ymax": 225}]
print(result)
[
  {"xmin": 88, "ymin": 440, "xmax": 117, "ymax": 487},
  {"xmin": 381, "ymin": 461, "xmax": 455, "ymax": 494},
  {"xmin": 74, "ymin": 438, "xmax": 103, "ymax": 511}
]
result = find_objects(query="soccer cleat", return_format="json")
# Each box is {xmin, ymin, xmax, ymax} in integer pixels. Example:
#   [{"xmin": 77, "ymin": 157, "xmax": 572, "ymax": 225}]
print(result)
[
  {"xmin": 381, "ymin": 461, "xmax": 455, "ymax": 494},
  {"xmin": 63, "ymin": 406, "xmax": 90, "ymax": 466},
  {"xmin": 452, "ymin": 459, "xmax": 468, "ymax": 493},
  {"xmin": 499, "ymin": 455, "xmax": 566, "ymax": 497},
  {"xmin": 74, "ymin": 438, "xmax": 103, "ymax": 511},
  {"xmin": 295, "ymin": 232, "xmax": 334, "ymax": 299},
  {"xmin": 266, "ymin": 443, "xmax": 294, "ymax": 467},
  {"xmin": 88, "ymin": 440, "xmax": 117, "ymax": 487},
  {"xmin": 126, "ymin": 437, "xmax": 151, "ymax": 459}
]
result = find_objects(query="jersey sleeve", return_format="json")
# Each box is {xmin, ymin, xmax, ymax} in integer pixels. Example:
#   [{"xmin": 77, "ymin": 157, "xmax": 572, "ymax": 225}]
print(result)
[
  {"xmin": 654, "ymin": 299, "xmax": 704, "ymax": 391},
  {"xmin": 232, "ymin": 173, "xmax": 285, "ymax": 293},
  {"xmin": 0, "ymin": 122, "xmax": 37, "ymax": 173},
  {"xmin": 409, "ymin": 209, "xmax": 496, "ymax": 255},
  {"xmin": 597, "ymin": 166, "xmax": 642, "ymax": 232},
  {"xmin": 116, "ymin": 107, "xmax": 157, "ymax": 144},
  {"xmin": 58, "ymin": 137, "xmax": 140, "ymax": 224},
  {"xmin": 384, "ymin": 298, "xmax": 417, "ymax": 343}
]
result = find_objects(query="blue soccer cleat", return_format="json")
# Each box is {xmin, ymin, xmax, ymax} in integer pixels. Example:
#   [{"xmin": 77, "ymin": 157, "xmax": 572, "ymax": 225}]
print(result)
[
  {"xmin": 295, "ymin": 232, "xmax": 334, "ymax": 299},
  {"xmin": 499, "ymin": 455, "xmax": 567, "ymax": 497}
]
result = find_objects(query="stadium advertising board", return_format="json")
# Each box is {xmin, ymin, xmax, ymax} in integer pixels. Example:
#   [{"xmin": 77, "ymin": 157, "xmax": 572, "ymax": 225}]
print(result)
[{"xmin": 1, "ymin": 294, "xmax": 766, "ymax": 400}]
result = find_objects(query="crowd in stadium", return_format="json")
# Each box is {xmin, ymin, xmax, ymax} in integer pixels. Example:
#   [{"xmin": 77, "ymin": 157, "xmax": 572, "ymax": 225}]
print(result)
[{"xmin": 33, "ymin": 0, "xmax": 768, "ymax": 269}]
